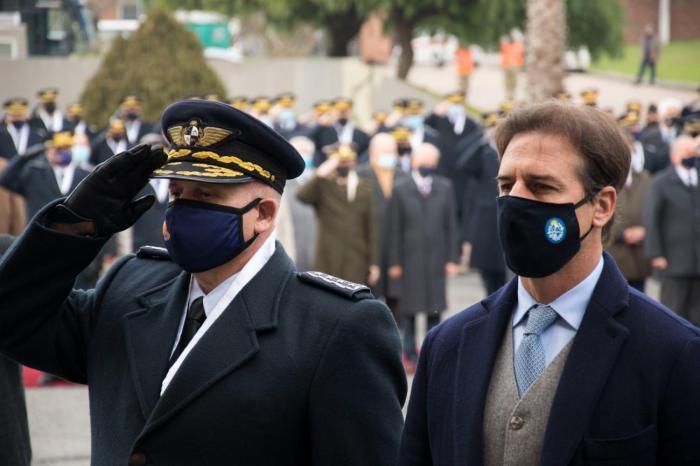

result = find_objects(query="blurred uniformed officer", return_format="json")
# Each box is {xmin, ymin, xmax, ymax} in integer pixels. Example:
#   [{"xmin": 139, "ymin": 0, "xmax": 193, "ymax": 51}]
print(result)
[
  {"xmin": 65, "ymin": 103, "xmax": 98, "ymax": 143},
  {"xmin": 228, "ymin": 96, "xmax": 249, "ymax": 112},
  {"xmin": 90, "ymin": 119, "xmax": 127, "ymax": 166},
  {"xmin": 580, "ymin": 88, "xmax": 599, "ymax": 107},
  {"xmin": 0, "ymin": 99, "xmax": 405, "ymax": 465},
  {"xmin": 31, "ymin": 88, "xmax": 68, "ymax": 134},
  {"xmin": 0, "ymin": 98, "xmax": 46, "ymax": 160},
  {"xmin": 311, "ymin": 98, "xmax": 370, "ymax": 166},
  {"xmin": 119, "ymin": 95, "xmax": 154, "ymax": 146},
  {"xmin": 272, "ymin": 92, "xmax": 310, "ymax": 140},
  {"xmin": 250, "ymin": 96, "xmax": 274, "ymax": 127}
]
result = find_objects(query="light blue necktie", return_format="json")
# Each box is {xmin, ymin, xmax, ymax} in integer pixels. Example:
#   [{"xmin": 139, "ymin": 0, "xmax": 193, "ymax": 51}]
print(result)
[{"xmin": 514, "ymin": 304, "xmax": 558, "ymax": 397}]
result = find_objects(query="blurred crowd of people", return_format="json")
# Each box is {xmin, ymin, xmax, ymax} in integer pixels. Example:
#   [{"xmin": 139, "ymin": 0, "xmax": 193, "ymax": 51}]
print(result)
[{"xmin": 1, "ymin": 84, "xmax": 699, "ymax": 372}]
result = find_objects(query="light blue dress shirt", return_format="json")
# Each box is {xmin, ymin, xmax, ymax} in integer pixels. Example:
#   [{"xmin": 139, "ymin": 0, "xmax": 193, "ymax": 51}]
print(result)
[{"xmin": 512, "ymin": 256, "xmax": 605, "ymax": 366}]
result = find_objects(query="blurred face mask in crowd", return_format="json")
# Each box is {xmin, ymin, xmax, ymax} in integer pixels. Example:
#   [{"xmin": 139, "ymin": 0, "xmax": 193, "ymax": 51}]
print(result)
[
  {"xmin": 10, "ymin": 120, "xmax": 25, "ymax": 130},
  {"xmin": 417, "ymin": 166, "xmax": 437, "ymax": 178},
  {"xmin": 125, "ymin": 111, "xmax": 140, "ymax": 121},
  {"xmin": 336, "ymin": 166, "xmax": 351, "ymax": 178},
  {"xmin": 403, "ymin": 115, "xmax": 424, "ymax": 131},
  {"xmin": 43, "ymin": 102, "xmax": 56, "ymax": 114},
  {"xmin": 447, "ymin": 104, "xmax": 465, "ymax": 120},
  {"xmin": 377, "ymin": 152, "xmax": 398, "ymax": 169},
  {"xmin": 71, "ymin": 144, "xmax": 90, "ymax": 166},
  {"xmin": 278, "ymin": 109, "xmax": 296, "ymax": 126},
  {"xmin": 681, "ymin": 156, "xmax": 699, "ymax": 169},
  {"xmin": 54, "ymin": 148, "xmax": 73, "ymax": 166}
]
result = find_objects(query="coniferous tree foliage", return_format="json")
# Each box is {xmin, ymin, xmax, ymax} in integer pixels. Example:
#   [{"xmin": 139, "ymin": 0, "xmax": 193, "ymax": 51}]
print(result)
[{"xmin": 81, "ymin": 6, "xmax": 226, "ymax": 125}]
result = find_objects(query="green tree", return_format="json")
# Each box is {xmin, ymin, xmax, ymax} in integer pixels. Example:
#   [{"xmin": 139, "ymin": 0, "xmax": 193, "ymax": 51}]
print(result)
[{"xmin": 81, "ymin": 6, "xmax": 226, "ymax": 125}]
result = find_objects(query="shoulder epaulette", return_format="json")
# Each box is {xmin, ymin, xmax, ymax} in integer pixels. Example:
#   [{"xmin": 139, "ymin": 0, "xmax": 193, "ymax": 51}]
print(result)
[
  {"xmin": 136, "ymin": 246, "xmax": 171, "ymax": 261},
  {"xmin": 297, "ymin": 271, "xmax": 371, "ymax": 299}
]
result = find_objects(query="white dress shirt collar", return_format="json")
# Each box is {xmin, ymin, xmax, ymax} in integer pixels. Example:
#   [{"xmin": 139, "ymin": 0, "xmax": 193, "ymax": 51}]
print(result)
[
  {"xmin": 162, "ymin": 232, "xmax": 277, "ymax": 395},
  {"xmin": 513, "ymin": 255, "xmax": 605, "ymax": 331},
  {"xmin": 675, "ymin": 165, "xmax": 698, "ymax": 187}
]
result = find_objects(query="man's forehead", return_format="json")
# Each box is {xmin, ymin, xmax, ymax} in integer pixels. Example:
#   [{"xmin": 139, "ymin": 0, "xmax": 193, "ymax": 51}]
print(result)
[{"xmin": 500, "ymin": 133, "xmax": 581, "ymax": 171}]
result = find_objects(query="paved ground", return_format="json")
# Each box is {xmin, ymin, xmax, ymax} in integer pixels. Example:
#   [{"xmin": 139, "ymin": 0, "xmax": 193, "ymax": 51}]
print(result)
[{"xmin": 398, "ymin": 63, "xmax": 697, "ymax": 116}]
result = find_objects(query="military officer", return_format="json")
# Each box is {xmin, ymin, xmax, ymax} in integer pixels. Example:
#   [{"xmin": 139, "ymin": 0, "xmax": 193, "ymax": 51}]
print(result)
[
  {"xmin": 0, "ymin": 98, "xmax": 46, "ymax": 159},
  {"xmin": 31, "ymin": 88, "xmax": 68, "ymax": 134},
  {"xmin": 119, "ymin": 95, "xmax": 154, "ymax": 146},
  {"xmin": 272, "ymin": 92, "xmax": 310, "ymax": 140},
  {"xmin": 0, "ymin": 99, "xmax": 405, "ymax": 465}
]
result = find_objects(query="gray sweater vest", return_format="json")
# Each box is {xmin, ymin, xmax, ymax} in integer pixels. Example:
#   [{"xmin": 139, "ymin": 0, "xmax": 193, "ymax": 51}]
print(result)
[{"xmin": 483, "ymin": 323, "xmax": 574, "ymax": 466}]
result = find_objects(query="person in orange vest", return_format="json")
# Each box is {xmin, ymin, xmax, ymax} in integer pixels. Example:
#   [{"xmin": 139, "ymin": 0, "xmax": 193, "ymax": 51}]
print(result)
[
  {"xmin": 455, "ymin": 44, "xmax": 474, "ymax": 102},
  {"xmin": 500, "ymin": 34, "xmax": 524, "ymax": 100}
]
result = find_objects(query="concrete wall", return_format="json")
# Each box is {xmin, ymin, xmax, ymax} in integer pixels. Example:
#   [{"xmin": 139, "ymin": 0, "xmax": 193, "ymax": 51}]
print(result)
[{"xmin": 0, "ymin": 56, "xmax": 433, "ymax": 125}]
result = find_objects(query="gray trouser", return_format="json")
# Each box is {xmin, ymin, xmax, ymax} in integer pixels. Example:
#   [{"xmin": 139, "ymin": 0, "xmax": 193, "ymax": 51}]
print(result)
[{"xmin": 660, "ymin": 276, "xmax": 700, "ymax": 327}]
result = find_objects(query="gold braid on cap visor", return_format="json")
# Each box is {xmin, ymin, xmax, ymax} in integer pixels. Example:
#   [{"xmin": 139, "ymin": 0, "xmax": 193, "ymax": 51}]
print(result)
[{"xmin": 156, "ymin": 148, "xmax": 275, "ymax": 181}]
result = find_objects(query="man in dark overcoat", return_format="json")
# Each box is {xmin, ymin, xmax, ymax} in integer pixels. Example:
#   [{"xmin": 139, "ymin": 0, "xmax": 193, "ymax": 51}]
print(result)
[
  {"xmin": 387, "ymin": 142, "xmax": 460, "ymax": 369},
  {"xmin": 0, "ymin": 100, "xmax": 406, "ymax": 466}
]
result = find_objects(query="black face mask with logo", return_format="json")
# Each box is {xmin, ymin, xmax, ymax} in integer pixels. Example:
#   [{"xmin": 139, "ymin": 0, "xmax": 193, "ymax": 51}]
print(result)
[{"xmin": 497, "ymin": 194, "xmax": 595, "ymax": 278}]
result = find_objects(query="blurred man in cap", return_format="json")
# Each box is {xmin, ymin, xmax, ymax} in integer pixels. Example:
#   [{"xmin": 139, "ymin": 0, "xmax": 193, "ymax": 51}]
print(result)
[
  {"xmin": 228, "ymin": 96, "xmax": 249, "ymax": 112},
  {"xmin": 0, "ymin": 99, "xmax": 405, "ymax": 465},
  {"xmin": 390, "ymin": 126, "xmax": 413, "ymax": 173},
  {"xmin": 580, "ymin": 88, "xmax": 599, "ymax": 107},
  {"xmin": 65, "ymin": 102, "xmax": 97, "ymax": 142},
  {"xmin": 273, "ymin": 92, "xmax": 310, "ymax": 140},
  {"xmin": 250, "ymin": 96, "xmax": 274, "ymax": 127},
  {"xmin": 91, "ymin": 119, "xmax": 128, "ymax": 166},
  {"xmin": 31, "ymin": 87, "xmax": 68, "ymax": 133},
  {"xmin": 120, "ymin": 95, "xmax": 154, "ymax": 146},
  {"xmin": 312, "ymin": 98, "xmax": 370, "ymax": 165},
  {"xmin": 0, "ymin": 98, "xmax": 46, "ymax": 160},
  {"xmin": 297, "ymin": 142, "xmax": 380, "ymax": 286},
  {"xmin": 400, "ymin": 99, "xmax": 442, "ymax": 154}
]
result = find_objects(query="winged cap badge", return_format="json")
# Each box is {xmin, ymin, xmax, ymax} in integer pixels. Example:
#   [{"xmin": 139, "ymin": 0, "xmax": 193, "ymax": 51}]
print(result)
[{"xmin": 167, "ymin": 119, "xmax": 234, "ymax": 147}]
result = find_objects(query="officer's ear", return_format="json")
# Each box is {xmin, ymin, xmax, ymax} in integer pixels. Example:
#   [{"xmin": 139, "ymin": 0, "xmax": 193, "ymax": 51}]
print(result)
[{"xmin": 253, "ymin": 197, "xmax": 278, "ymax": 234}]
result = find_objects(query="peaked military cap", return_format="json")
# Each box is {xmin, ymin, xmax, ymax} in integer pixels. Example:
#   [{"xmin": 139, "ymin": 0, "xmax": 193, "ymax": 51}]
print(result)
[
  {"xmin": 37, "ymin": 88, "xmax": 59, "ymax": 103},
  {"xmin": 313, "ymin": 100, "xmax": 332, "ymax": 114},
  {"xmin": 3, "ymin": 97, "xmax": 29, "ymax": 116},
  {"xmin": 152, "ymin": 99, "xmax": 305, "ymax": 193},
  {"xmin": 228, "ymin": 96, "xmax": 249, "ymax": 111},
  {"xmin": 275, "ymin": 93, "xmax": 296, "ymax": 108},
  {"xmin": 120, "ymin": 95, "xmax": 141, "ymax": 110},
  {"xmin": 333, "ymin": 98, "xmax": 352, "ymax": 112},
  {"xmin": 682, "ymin": 111, "xmax": 700, "ymax": 137},
  {"xmin": 66, "ymin": 103, "xmax": 83, "ymax": 118},
  {"xmin": 580, "ymin": 88, "xmax": 598, "ymax": 106},
  {"xmin": 445, "ymin": 91, "xmax": 466, "ymax": 104},
  {"xmin": 405, "ymin": 99, "xmax": 424, "ymax": 115},
  {"xmin": 323, "ymin": 142, "xmax": 357, "ymax": 162}
]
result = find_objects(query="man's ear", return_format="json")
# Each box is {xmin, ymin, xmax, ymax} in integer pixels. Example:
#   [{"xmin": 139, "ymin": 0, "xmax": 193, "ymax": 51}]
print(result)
[
  {"xmin": 592, "ymin": 186, "xmax": 616, "ymax": 229},
  {"xmin": 253, "ymin": 198, "xmax": 278, "ymax": 233}
]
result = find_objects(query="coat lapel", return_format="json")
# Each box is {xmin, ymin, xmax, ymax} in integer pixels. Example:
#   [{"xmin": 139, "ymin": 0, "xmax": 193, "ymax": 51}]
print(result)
[
  {"xmin": 541, "ymin": 253, "xmax": 630, "ymax": 466},
  {"xmin": 123, "ymin": 271, "xmax": 190, "ymax": 420},
  {"xmin": 140, "ymin": 245, "xmax": 296, "ymax": 436},
  {"xmin": 453, "ymin": 278, "xmax": 517, "ymax": 466}
]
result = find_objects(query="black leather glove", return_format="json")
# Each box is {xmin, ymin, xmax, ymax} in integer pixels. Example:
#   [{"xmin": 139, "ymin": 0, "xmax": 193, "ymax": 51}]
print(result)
[{"xmin": 49, "ymin": 144, "xmax": 167, "ymax": 237}]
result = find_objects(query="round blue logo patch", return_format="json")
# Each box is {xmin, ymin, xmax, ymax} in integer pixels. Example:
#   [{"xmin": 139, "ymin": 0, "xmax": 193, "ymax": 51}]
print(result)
[{"xmin": 544, "ymin": 217, "xmax": 566, "ymax": 244}]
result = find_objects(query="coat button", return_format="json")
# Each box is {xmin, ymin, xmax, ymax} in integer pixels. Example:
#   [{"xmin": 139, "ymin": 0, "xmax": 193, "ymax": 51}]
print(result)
[
  {"xmin": 509, "ymin": 415, "xmax": 525, "ymax": 430},
  {"xmin": 129, "ymin": 453, "xmax": 147, "ymax": 466}
]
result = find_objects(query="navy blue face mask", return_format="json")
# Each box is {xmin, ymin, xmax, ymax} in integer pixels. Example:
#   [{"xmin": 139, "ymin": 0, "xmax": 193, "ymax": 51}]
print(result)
[
  {"xmin": 164, "ymin": 198, "xmax": 261, "ymax": 273},
  {"xmin": 497, "ymin": 194, "xmax": 595, "ymax": 278}
]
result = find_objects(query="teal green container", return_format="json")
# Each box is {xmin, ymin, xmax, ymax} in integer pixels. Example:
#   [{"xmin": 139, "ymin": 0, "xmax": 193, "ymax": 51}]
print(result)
[{"xmin": 185, "ymin": 23, "xmax": 230, "ymax": 49}]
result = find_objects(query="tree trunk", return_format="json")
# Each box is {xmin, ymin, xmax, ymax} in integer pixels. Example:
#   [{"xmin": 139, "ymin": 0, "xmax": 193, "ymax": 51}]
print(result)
[
  {"xmin": 395, "ymin": 13, "xmax": 414, "ymax": 81},
  {"xmin": 525, "ymin": 0, "xmax": 566, "ymax": 102},
  {"xmin": 325, "ymin": 8, "xmax": 362, "ymax": 57}
]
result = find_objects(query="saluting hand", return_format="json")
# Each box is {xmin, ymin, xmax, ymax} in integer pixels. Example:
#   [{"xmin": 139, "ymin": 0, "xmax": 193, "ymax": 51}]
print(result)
[{"xmin": 50, "ymin": 144, "xmax": 167, "ymax": 237}]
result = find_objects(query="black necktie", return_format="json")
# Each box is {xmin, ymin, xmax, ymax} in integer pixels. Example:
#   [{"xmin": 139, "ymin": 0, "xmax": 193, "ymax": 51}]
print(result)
[{"xmin": 169, "ymin": 297, "xmax": 206, "ymax": 366}]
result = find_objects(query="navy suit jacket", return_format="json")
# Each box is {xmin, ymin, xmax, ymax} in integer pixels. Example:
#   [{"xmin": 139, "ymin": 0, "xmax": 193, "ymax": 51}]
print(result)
[{"xmin": 399, "ymin": 253, "xmax": 700, "ymax": 466}]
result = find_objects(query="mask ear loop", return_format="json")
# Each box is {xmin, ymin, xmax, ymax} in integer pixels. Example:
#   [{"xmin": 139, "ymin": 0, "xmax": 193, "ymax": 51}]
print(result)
[{"xmin": 574, "ymin": 190, "xmax": 600, "ymax": 241}]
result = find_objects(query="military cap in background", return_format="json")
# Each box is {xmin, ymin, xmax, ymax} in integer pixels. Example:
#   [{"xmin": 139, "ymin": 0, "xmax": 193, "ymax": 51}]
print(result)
[
  {"xmin": 120, "ymin": 95, "xmax": 142, "ymax": 111},
  {"xmin": 580, "ymin": 88, "xmax": 599, "ymax": 107},
  {"xmin": 556, "ymin": 91, "xmax": 572, "ymax": 102},
  {"xmin": 626, "ymin": 100, "xmax": 642, "ymax": 113},
  {"xmin": 274, "ymin": 93, "xmax": 296, "ymax": 108},
  {"xmin": 3, "ymin": 98, "xmax": 29, "ymax": 116},
  {"xmin": 372, "ymin": 111, "xmax": 388, "ymax": 124},
  {"xmin": 393, "ymin": 98, "xmax": 408, "ymax": 113},
  {"xmin": 45, "ymin": 131, "xmax": 74, "ymax": 149},
  {"xmin": 333, "ymin": 98, "xmax": 352, "ymax": 112},
  {"xmin": 251, "ymin": 96, "xmax": 272, "ymax": 114},
  {"xmin": 66, "ymin": 103, "xmax": 83, "ymax": 119},
  {"xmin": 37, "ymin": 88, "xmax": 59, "ymax": 103},
  {"xmin": 313, "ymin": 100, "xmax": 332, "ymax": 115},
  {"xmin": 323, "ymin": 142, "xmax": 357, "ymax": 162},
  {"xmin": 499, "ymin": 99, "xmax": 515, "ymax": 115},
  {"xmin": 390, "ymin": 126, "xmax": 412, "ymax": 144},
  {"xmin": 404, "ymin": 99, "xmax": 424, "ymax": 115},
  {"xmin": 482, "ymin": 111, "xmax": 501, "ymax": 128},
  {"xmin": 228, "ymin": 96, "xmax": 249, "ymax": 112},
  {"xmin": 153, "ymin": 99, "xmax": 304, "ymax": 193},
  {"xmin": 445, "ymin": 91, "xmax": 466, "ymax": 105},
  {"xmin": 108, "ymin": 119, "xmax": 126, "ymax": 134},
  {"xmin": 617, "ymin": 111, "xmax": 640, "ymax": 128},
  {"xmin": 204, "ymin": 94, "xmax": 220, "ymax": 102}
]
